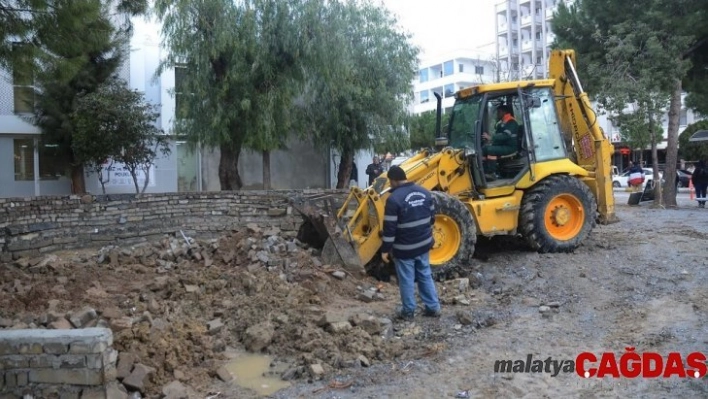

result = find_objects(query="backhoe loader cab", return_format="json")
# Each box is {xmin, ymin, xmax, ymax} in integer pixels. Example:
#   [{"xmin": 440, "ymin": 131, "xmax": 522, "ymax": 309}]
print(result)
[
  {"xmin": 293, "ymin": 49, "xmax": 617, "ymax": 281},
  {"xmin": 446, "ymin": 84, "xmax": 570, "ymax": 191}
]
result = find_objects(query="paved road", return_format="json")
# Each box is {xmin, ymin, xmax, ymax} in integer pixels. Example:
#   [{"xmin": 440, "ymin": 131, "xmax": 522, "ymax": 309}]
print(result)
[{"xmin": 612, "ymin": 187, "xmax": 703, "ymax": 207}]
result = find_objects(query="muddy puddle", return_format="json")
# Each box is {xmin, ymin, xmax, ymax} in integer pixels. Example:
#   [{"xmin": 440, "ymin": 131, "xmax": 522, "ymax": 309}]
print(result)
[{"xmin": 224, "ymin": 353, "xmax": 291, "ymax": 396}]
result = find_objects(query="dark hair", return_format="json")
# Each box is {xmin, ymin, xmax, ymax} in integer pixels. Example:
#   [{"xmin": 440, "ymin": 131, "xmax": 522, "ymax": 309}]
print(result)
[
  {"xmin": 387, "ymin": 165, "xmax": 407, "ymax": 181},
  {"xmin": 497, "ymin": 104, "xmax": 513, "ymax": 114}
]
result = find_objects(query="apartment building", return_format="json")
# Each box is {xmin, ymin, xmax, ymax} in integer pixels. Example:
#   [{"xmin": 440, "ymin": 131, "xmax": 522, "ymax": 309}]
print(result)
[
  {"xmin": 495, "ymin": 0, "xmax": 572, "ymax": 80},
  {"xmin": 412, "ymin": 49, "xmax": 497, "ymax": 115}
]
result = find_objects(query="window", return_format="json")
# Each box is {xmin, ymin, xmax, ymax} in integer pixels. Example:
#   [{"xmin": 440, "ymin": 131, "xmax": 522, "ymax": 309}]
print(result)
[
  {"xmin": 536, "ymin": 32, "xmax": 541, "ymax": 39},
  {"xmin": 448, "ymin": 94, "xmax": 483, "ymax": 149},
  {"xmin": 513, "ymin": 39, "xmax": 518, "ymax": 46},
  {"xmin": 174, "ymin": 65, "xmax": 188, "ymax": 119},
  {"xmin": 443, "ymin": 61, "xmax": 454, "ymax": 76},
  {"xmin": 444, "ymin": 84, "xmax": 455, "ymax": 98},
  {"xmin": 536, "ymin": 56, "xmax": 542, "ymax": 64},
  {"xmin": 475, "ymin": 66, "xmax": 484, "ymax": 75},
  {"xmin": 12, "ymin": 44, "xmax": 35, "ymax": 114},
  {"xmin": 13, "ymin": 139, "xmax": 67, "ymax": 181},
  {"xmin": 680, "ymin": 109, "xmax": 687, "ymax": 126},
  {"xmin": 459, "ymin": 64, "xmax": 464, "ymax": 73},
  {"xmin": 527, "ymin": 88, "xmax": 567, "ymax": 161},
  {"xmin": 419, "ymin": 69, "xmax": 428, "ymax": 83},
  {"xmin": 420, "ymin": 90, "xmax": 429, "ymax": 103},
  {"xmin": 512, "ymin": 16, "xmax": 517, "ymax": 22},
  {"xmin": 13, "ymin": 139, "xmax": 34, "ymax": 181}
]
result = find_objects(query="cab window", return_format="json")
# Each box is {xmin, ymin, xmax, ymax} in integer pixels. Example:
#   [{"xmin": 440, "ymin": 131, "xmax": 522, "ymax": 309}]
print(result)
[{"xmin": 527, "ymin": 88, "xmax": 566, "ymax": 161}]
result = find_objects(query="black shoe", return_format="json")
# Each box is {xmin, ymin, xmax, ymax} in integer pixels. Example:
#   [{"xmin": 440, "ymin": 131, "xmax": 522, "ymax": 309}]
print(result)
[
  {"xmin": 393, "ymin": 307, "xmax": 414, "ymax": 321},
  {"xmin": 423, "ymin": 308, "xmax": 441, "ymax": 318}
]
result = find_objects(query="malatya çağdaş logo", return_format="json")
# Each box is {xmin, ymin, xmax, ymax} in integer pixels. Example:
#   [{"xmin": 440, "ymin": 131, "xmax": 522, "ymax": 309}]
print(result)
[{"xmin": 494, "ymin": 348, "xmax": 707, "ymax": 378}]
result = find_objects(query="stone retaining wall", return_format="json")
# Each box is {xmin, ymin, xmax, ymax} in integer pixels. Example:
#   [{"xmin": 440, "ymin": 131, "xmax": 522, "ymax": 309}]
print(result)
[
  {"xmin": 0, "ymin": 328, "xmax": 120, "ymax": 398},
  {"xmin": 0, "ymin": 190, "xmax": 346, "ymax": 260}
]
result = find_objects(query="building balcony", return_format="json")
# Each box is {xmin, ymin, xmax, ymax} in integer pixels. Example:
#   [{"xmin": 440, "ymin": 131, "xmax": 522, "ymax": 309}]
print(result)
[
  {"xmin": 521, "ymin": 40, "xmax": 544, "ymax": 52},
  {"xmin": 497, "ymin": 20, "xmax": 519, "ymax": 34},
  {"xmin": 546, "ymin": 6, "xmax": 557, "ymax": 19},
  {"xmin": 521, "ymin": 13, "xmax": 543, "ymax": 26}
]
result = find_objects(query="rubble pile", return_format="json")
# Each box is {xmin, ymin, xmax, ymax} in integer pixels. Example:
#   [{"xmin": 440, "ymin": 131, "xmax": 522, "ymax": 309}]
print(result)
[{"xmin": 0, "ymin": 224, "xmax": 423, "ymax": 397}]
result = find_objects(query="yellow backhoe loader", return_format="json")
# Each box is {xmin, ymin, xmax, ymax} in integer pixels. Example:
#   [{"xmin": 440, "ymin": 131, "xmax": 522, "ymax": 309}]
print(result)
[{"xmin": 292, "ymin": 49, "xmax": 617, "ymax": 279}]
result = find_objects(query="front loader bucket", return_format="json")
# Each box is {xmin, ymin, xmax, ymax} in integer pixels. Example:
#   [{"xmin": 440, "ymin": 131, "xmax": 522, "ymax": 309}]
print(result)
[{"xmin": 290, "ymin": 193, "xmax": 366, "ymax": 276}]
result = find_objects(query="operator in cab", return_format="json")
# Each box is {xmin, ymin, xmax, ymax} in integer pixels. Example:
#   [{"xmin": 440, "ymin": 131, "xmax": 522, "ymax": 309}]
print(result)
[{"xmin": 482, "ymin": 104, "xmax": 519, "ymax": 180}]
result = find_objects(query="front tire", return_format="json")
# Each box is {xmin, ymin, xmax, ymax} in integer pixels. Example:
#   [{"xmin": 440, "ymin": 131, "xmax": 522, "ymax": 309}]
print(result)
[
  {"xmin": 519, "ymin": 175, "xmax": 596, "ymax": 253},
  {"xmin": 429, "ymin": 191, "xmax": 477, "ymax": 280}
]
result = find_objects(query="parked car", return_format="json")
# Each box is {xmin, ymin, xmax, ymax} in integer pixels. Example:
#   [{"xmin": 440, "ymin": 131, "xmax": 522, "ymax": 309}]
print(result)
[
  {"xmin": 677, "ymin": 169, "xmax": 692, "ymax": 188},
  {"xmin": 612, "ymin": 168, "xmax": 655, "ymax": 188}
]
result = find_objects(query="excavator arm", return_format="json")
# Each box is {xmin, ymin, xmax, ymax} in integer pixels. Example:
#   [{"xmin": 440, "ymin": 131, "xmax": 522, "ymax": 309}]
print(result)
[{"xmin": 548, "ymin": 49, "xmax": 618, "ymax": 224}]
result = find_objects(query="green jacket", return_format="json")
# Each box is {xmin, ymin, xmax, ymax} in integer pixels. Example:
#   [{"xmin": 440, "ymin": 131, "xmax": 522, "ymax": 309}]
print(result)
[{"xmin": 492, "ymin": 117, "xmax": 519, "ymax": 148}]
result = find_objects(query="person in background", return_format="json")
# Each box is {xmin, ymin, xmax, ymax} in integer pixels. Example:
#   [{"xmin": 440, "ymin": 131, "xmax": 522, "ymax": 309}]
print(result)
[
  {"xmin": 349, "ymin": 161, "xmax": 358, "ymax": 188},
  {"xmin": 380, "ymin": 165, "xmax": 441, "ymax": 321},
  {"xmin": 691, "ymin": 160, "xmax": 708, "ymax": 208},
  {"xmin": 627, "ymin": 161, "xmax": 645, "ymax": 191},
  {"xmin": 365, "ymin": 156, "xmax": 383, "ymax": 186}
]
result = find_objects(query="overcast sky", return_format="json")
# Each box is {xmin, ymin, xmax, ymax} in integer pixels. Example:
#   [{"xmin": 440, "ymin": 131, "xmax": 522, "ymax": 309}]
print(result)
[{"xmin": 380, "ymin": 0, "xmax": 498, "ymax": 62}]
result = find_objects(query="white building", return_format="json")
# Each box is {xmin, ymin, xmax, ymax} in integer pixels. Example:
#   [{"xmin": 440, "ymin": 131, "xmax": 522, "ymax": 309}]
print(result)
[
  {"xmin": 495, "ymin": 0, "xmax": 573, "ymax": 80},
  {"xmin": 494, "ymin": 0, "xmax": 704, "ymax": 169},
  {"xmin": 0, "ymin": 14, "xmax": 343, "ymax": 198},
  {"xmin": 412, "ymin": 49, "xmax": 497, "ymax": 115}
]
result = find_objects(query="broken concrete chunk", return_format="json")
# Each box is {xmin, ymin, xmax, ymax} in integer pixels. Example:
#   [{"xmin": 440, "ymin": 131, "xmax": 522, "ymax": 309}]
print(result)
[
  {"xmin": 243, "ymin": 322, "xmax": 274, "ymax": 352},
  {"xmin": 122, "ymin": 363, "xmax": 156, "ymax": 393},
  {"xmin": 309, "ymin": 363, "xmax": 325, "ymax": 377},
  {"xmin": 216, "ymin": 366, "xmax": 233, "ymax": 382},
  {"xmin": 183, "ymin": 284, "xmax": 199, "ymax": 293},
  {"xmin": 69, "ymin": 307, "xmax": 97, "ymax": 328},
  {"xmin": 162, "ymin": 380, "xmax": 188, "ymax": 399},
  {"xmin": 207, "ymin": 318, "xmax": 224, "ymax": 335},
  {"xmin": 331, "ymin": 271, "xmax": 346, "ymax": 280},
  {"xmin": 116, "ymin": 353, "xmax": 138, "ymax": 379},
  {"xmin": 110, "ymin": 317, "xmax": 134, "ymax": 332},
  {"xmin": 326, "ymin": 321, "xmax": 352, "ymax": 334}
]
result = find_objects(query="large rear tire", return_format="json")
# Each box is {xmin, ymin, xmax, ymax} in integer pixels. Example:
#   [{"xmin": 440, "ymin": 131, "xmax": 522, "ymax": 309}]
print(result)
[
  {"xmin": 519, "ymin": 174, "xmax": 597, "ymax": 253},
  {"xmin": 429, "ymin": 191, "xmax": 477, "ymax": 280}
]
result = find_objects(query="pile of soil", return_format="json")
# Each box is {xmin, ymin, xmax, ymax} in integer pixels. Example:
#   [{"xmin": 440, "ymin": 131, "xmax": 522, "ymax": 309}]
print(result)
[{"xmin": 0, "ymin": 224, "xmax": 467, "ymax": 397}]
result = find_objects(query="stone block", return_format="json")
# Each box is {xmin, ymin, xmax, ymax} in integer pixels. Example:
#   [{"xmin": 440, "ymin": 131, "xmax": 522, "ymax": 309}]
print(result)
[
  {"xmin": 59, "ymin": 354, "xmax": 87, "ymax": 368},
  {"xmin": 122, "ymin": 363, "xmax": 156, "ymax": 392},
  {"xmin": 29, "ymin": 354, "xmax": 58, "ymax": 368},
  {"xmin": 80, "ymin": 387, "xmax": 107, "ymax": 399},
  {"xmin": 15, "ymin": 371, "xmax": 28, "ymax": 386},
  {"xmin": 0, "ymin": 355, "xmax": 29, "ymax": 369},
  {"xmin": 29, "ymin": 369, "xmax": 103, "ymax": 386},
  {"xmin": 44, "ymin": 342, "xmax": 69, "ymax": 354},
  {"xmin": 19, "ymin": 342, "xmax": 43, "ymax": 354}
]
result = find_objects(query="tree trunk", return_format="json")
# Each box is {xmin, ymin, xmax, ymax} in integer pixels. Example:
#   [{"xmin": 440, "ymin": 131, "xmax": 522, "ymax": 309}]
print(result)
[
  {"xmin": 662, "ymin": 80, "xmax": 682, "ymax": 207},
  {"xmin": 262, "ymin": 150, "xmax": 271, "ymax": 190},
  {"xmin": 651, "ymin": 134, "xmax": 662, "ymax": 207},
  {"xmin": 336, "ymin": 149, "xmax": 353, "ymax": 189},
  {"xmin": 70, "ymin": 164, "xmax": 86, "ymax": 195},
  {"xmin": 129, "ymin": 168, "xmax": 140, "ymax": 194},
  {"xmin": 218, "ymin": 144, "xmax": 243, "ymax": 191}
]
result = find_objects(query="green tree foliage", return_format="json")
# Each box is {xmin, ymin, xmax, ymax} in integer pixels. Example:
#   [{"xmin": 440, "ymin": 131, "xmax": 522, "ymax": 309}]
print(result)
[
  {"xmin": 299, "ymin": 0, "xmax": 419, "ymax": 188},
  {"xmin": 156, "ymin": 0, "xmax": 417, "ymax": 190},
  {"xmin": 73, "ymin": 78, "xmax": 170, "ymax": 194},
  {"xmin": 551, "ymin": 0, "xmax": 706, "ymax": 206},
  {"xmin": 406, "ymin": 110, "xmax": 450, "ymax": 150},
  {"xmin": 2, "ymin": 0, "xmax": 148, "ymax": 193},
  {"xmin": 156, "ymin": 0, "xmax": 315, "ymax": 190},
  {"xmin": 678, "ymin": 120, "xmax": 708, "ymax": 163}
]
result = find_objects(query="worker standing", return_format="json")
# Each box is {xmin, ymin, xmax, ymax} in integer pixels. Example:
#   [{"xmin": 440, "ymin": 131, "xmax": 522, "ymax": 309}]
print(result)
[
  {"xmin": 380, "ymin": 166, "xmax": 441, "ymax": 320},
  {"xmin": 365, "ymin": 156, "xmax": 383, "ymax": 186},
  {"xmin": 691, "ymin": 160, "xmax": 708, "ymax": 208}
]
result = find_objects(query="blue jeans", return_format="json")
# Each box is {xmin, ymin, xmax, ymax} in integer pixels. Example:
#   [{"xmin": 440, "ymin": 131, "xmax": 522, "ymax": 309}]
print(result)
[{"xmin": 393, "ymin": 252, "xmax": 440, "ymax": 315}]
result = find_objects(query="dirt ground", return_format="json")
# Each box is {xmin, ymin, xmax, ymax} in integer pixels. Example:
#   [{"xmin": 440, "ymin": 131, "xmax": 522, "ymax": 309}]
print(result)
[{"xmin": 2, "ymin": 202, "xmax": 707, "ymax": 398}]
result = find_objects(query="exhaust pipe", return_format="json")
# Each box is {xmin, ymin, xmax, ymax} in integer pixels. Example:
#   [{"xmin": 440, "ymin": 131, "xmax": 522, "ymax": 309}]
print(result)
[{"xmin": 434, "ymin": 92, "xmax": 448, "ymax": 147}]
